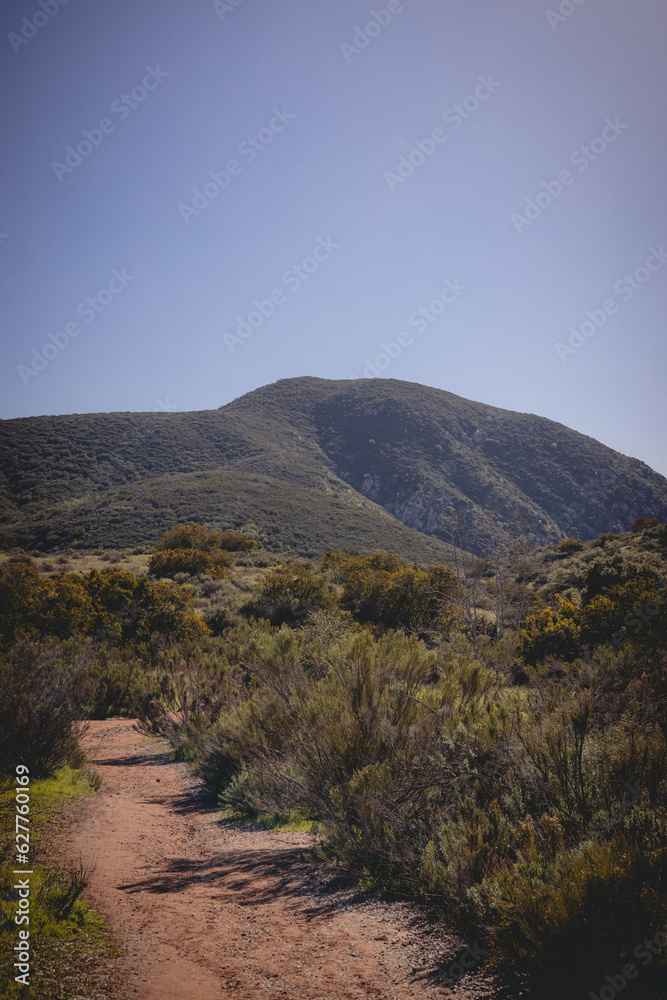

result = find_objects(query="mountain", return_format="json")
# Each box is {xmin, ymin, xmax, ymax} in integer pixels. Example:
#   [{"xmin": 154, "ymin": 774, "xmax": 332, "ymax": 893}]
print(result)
[{"xmin": 1, "ymin": 377, "xmax": 666, "ymax": 558}]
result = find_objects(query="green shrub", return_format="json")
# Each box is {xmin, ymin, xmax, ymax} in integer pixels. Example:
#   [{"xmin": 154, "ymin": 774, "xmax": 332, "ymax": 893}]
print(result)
[
  {"xmin": 482, "ymin": 837, "xmax": 667, "ymax": 996},
  {"xmin": 246, "ymin": 564, "xmax": 335, "ymax": 625},
  {"xmin": 556, "ymin": 536, "xmax": 584, "ymax": 553},
  {"xmin": 148, "ymin": 547, "xmax": 217, "ymax": 578},
  {"xmin": 149, "ymin": 523, "xmax": 255, "ymax": 579},
  {"xmin": 516, "ymin": 577, "xmax": 666, "ymax": 665},
  {"xmin": 133, "ymin": 641, "xmax": 241, "ymax": 756},
  {"xmin": 517, "ymin": 597, "xmax": 582, "ymax": 666},
  {"xmin": 323, "ymin": 551, "xmax": 460, "ymax": 636},
  {"xmin": 217, "ymin": 531, "xmax": 258, "ymax": 553},
  {"xmin": 0, "ymin": 562, "xmax": 48, "ymax": 643},
  {"xmin": 0, "ymin": 643, "xmax": 85, "ymax": 777},
  {"xmin": 154, "ymin": 522, "xmax": 257, "ymax": 553},
  {"xmin": 0, "ymin": 564, "xmax": 209, "ymax": 646},
  {"xmin": 631, "ymin": 516, "xmax": 660, "ymax": 532}
]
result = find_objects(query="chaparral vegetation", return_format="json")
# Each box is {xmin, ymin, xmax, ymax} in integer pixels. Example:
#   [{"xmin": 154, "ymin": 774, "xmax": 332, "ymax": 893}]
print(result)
[{"xmin": 1, "ymin": 515, "xmax": 666, "ymax": 998}]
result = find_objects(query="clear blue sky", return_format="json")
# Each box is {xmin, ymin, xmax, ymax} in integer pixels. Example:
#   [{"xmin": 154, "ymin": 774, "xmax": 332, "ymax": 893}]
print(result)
[{"xmin": 2, "ymin": 0, "xmax": 666, "ymax": 476}]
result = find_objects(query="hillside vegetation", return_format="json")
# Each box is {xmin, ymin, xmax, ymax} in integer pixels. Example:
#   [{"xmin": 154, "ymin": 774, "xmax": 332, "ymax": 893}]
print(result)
[
  {"xmin": 2, "ymin": 378, "xmax": 666, "ymax": 558},
  {"xmin": 1, "ymin": 516, "xmax": 666, "ymax": 996}
]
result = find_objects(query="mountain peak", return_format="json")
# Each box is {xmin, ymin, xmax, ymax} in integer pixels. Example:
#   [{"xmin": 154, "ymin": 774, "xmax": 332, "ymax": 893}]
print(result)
[{"xmin": 2, "ymin": 378, "xmax": 666, "ymax": 557}]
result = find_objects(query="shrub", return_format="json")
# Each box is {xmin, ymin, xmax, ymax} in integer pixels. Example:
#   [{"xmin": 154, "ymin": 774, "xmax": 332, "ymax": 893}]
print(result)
[
  {"xmin": 73, "ymin": 642, "xmax": 143, "ymax": 719},
  {"xmin": 154, "ymin": 523, "xmax": 220, "ymax": 551},
  {"xmin": 324, "ymin": 552, "xmax": 460, "ymax": 636},
  {"xmin": 41, "ymin": 573, "xmax": 94, "ymax": 639},
  {"xmin": 483, "ymin": 837, "xmax": 667, "ymax": 997},
  {"xmin": 246, "ymin": 564, "xmax": 335, "ymax": 625},
  {"xmin": 148, "ymin": 548, "xmax": 217, "ymax": 579},
  {"xmin": 0, "ymin": 643, "xmax": 85, "ymax": 777},
  {"xmin": 134, "ymin": 642, "xmax": 241, "ymax": 756},
  {"xmin": 591, "ymin": 532, "xmax": 620, "ymax": 549},
  {"xmin": 204, "ymin": 607, "xmax": 239, "ymax": 637},
  {"xmin": 217, "ymin": 531, "xmax": 257, "ymax": 553},
  {"xmin": 8, "ymin": 553, "xmax": 34, "ymax": 566},
  {"xmin": 555, "ymin": 537, "xmax": 584, "ymax": 554},
  {"xmin": 149, "ymin": 523, "xmax": 255, "ymax": 579},
  {"xmin": 516, "ymin": 577, "xmax": 666, "ymax": 664},
  {"xmin": 517, "ymin": 597, "xmax": 582, "ymax": 666},
  {"xmin": 153, "ymin": 523, "xmax": 257, "ymax": 554},
  {"xmin": 1, "ymin": 564, "xmax": 209, "ymax": 646},
  {"xmin": 631, "ymin": 516, "xmax": 659, "ymax": 532},
  {"xmin": 100, "ymin": 550, "xmax": 122, "ymax": 563},
  {"xmin": 199, "ymin": 629, "xmax": 503, "ymax": 886},
  {"xmin": 580, "ymin": 576, "xmax": 666, "ymax": 651},
  {"xmin": 0, "ymin": 562, "xmax": 48, "ymax": 643}
]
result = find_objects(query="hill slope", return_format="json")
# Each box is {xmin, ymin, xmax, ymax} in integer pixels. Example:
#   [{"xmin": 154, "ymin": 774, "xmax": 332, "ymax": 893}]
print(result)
[{"xmin": 1, "ymin": 377, "xmax": 666, "ymax": 557}]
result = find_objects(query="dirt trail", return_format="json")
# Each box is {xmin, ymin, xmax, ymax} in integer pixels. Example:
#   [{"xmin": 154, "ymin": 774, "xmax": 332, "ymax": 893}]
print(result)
[{"xmin": 63, "ymin": 719, "xmax": 490, "ymax": 1000}]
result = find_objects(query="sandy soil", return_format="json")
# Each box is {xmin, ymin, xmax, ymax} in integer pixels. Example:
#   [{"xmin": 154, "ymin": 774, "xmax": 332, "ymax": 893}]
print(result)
[{"xmin": 62, "ymin": 719, "xmax": 496, "ymax": 1000}]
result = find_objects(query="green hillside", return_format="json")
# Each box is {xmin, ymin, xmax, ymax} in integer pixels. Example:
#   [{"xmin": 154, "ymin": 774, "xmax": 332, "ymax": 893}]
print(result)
[
  {"xmin": 1, "ymin": 469, "xmax": 454, "ymax": 562},
  {"xmin": 1, "ymin": 377, "xmax": 666, "ymax": 557}
]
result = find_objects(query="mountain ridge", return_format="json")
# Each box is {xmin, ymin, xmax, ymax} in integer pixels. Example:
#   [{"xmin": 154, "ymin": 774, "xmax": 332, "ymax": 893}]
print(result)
[{"xmin": 1, "ymin": 377, "xmax": 666, "ymax": 558}]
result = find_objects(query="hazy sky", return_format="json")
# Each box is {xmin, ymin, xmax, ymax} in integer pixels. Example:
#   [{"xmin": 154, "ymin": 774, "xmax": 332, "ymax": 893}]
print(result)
[{"xmin": 2, "ymin": 0, "xmax": 666, "ymax": 475}]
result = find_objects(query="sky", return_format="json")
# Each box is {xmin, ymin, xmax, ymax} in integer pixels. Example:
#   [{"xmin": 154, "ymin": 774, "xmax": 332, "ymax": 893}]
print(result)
[{"xmin": 1, "ymin": 0, "xmax": 666, "ymax": 476}]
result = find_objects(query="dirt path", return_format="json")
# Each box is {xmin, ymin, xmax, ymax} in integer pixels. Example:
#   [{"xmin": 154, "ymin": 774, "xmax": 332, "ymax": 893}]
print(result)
[{"xmin": 63, "ymin": 720, "xmax": 493, "ymax": 1000}]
